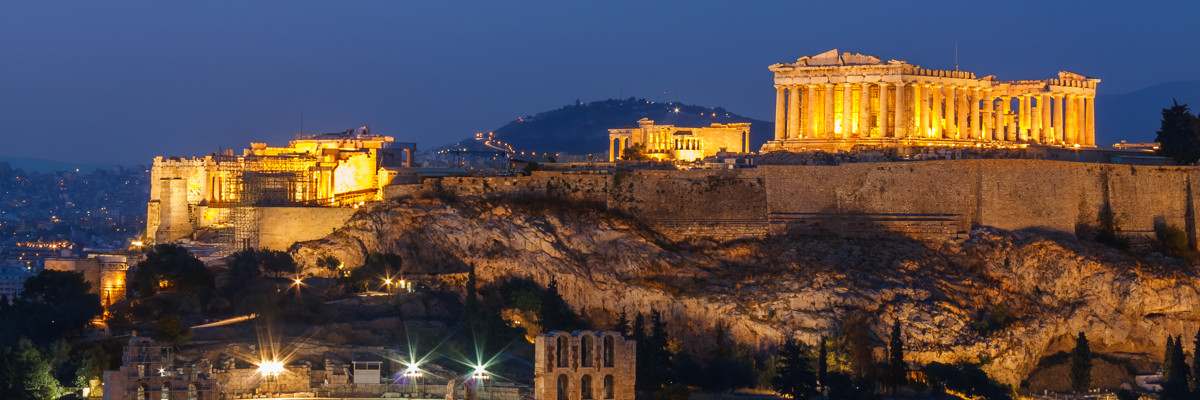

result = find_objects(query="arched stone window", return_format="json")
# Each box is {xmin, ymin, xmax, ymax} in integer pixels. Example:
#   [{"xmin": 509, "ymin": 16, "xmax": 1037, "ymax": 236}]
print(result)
[
  {"xmin": 556, "ymin": 335, "xmax": 569, "ymax": 368},
  {"xmin": 580, "ymin": 335, "xmax": 594, "ymax": 367},
  {"xmin": 188, "ymin": 383, "xmax": 198, "ymax": 400},
  {"xmin": 161, "ymin": 383, "xmax": 170, "ymax": 400},
  {"xmin": 581, "ymin": 375, "xmax": 593, "ymax": 399},
  {"xmin": 603, "ymin": 335, "xmax": 614, "ymax": 367},
  {"xmin": 138, "ymin": 385, "xmax": 148, "ymax": 400},
  {"xmin": 603, "ymin": 374, "xmax": 614, "ymax": 399},
  {"xmin": 557, "ymin": 374, "xmax": 569, "ymax": 400}
]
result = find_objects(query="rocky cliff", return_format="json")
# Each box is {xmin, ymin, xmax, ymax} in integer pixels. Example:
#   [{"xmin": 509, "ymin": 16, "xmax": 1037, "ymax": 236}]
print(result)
[{"xmin": 290, "ymin": 195, "xmax": 1200, "ymax": 386}]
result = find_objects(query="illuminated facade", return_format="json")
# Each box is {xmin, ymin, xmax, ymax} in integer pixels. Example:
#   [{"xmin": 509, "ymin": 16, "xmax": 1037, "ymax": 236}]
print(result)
[
  {"xmin": 44, "ymin": 253, "xmax": 128, "ymax": 311},
  {"xmin": 147, "ymin": 126, "xmax": 417, "ymax": 244},
  {"xmin": 102, "ymin": 335, "xmax": 217, "ymax": 400},
  {"xmin": 760, "ymin": 49, "xmax": 1099, "ymax": 152},
  {"xmin": 534, "ymin": 331, "xmax": 636, "ymax": 400},
  {"xmin": 608, "ymin": 118, "xmax": 751, "ymax": 162}
]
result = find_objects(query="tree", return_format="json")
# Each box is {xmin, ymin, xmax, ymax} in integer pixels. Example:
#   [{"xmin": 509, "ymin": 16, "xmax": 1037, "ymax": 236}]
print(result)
[
  {"xmin": 134, "ymin": 244, "xmax": 212, "ymax": 297},
  {"xmin": 772, "ymin": 338, "xmax": 818, "ymax": 399},
  {"xmin": 0, "ymin": 338, "xmax": 61, "ymax": 400},
  {"xmin": 817, "ymin": 337, "xmax": 828, "ymax": 390},
  {"xmin": 11, "ymin": 270, "xmax": 102, "ymax": 343},
  {"xmin": 1192, "ymin": 327, "xmax": 1200, "ymax": 391},
  {"xmin": 316, "ymin": 255, "xmax": 341, "ymax": 277},
  {"xmin": 620, "ymin": 144, "xmax": 650, "ymax": 161},
  {"xmin": 632, "ymin": 312, "xmax": 646, "ymax": 342},
  {"xmin": 1164, "ymin": 335, "xmax": 1191, "ymax": 400},
  {"xmin": 152, "ymin": 316, "xmax": 193, "ymax": 348},
  {"xmin": 1070, "ymin": 332, "xmax": 1092, "ymax": 392},
  {"xmin": 886, "ymin": 320, "xmax": 907, "ymax": 391},
  {"xmin": 1155, "ymin": 100, "xmax": 1200, "ymax": 165},
  {"xmin": 614, "ymin": 308, "xmax": 630, "ymax": 337}
]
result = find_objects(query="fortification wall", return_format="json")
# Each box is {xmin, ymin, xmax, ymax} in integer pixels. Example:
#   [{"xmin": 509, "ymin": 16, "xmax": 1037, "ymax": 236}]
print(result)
[
  {"xmin": 257, "ymin": 207, "xmax": 360, "ymax": 251},
  {"xmin": 408, "ymin": 160, "xmax": 1200, "ymax": 246},
  {"xmin": 386, "ymin": 172, "xmax": 609, "ymax": 204},
  {"xmin": 608, "ymin": 170, "xmax": 769, "ymax": 241}
]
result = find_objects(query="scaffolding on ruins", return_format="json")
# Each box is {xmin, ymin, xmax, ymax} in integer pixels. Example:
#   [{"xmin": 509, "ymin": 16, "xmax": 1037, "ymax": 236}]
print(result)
[{"xmin": 212, "ymin": 153, "xmax": 320, "ymax": 251}]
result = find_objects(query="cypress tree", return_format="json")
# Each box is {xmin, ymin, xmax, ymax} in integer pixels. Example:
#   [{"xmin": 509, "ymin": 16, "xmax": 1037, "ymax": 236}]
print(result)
[
  {"xmin": 772, "ymin": 338, "xmax": 819, "ymax": 399},
  {"xmin": 1192, "ymin": 327, "xmax": 1200, "ymax": 391},
  {"xmin": 632, "ymin": 312, "xmax": 645, "ymax": 341},
  {"xmin": 818, "ymin": 336, "xmax": 828, "ymax": 390},
  {"xmin": 1155, "ymin": 100, "xmax": 1200, "ymax": 165},
  {"xmin": 1167, "ymin": 336, "xmax": 1178, "ymax": 383},
  {"xmin": 1165, "ymin": 335, "xmax": 1191, "ymax": 400},
  {"xmin": 614, "ymin": 308, "xmax": 630, "ymax": 337},
  {"xmin": 1070, "ymin": 332, "xmax": 1092, "ymax": 392},
  {"xmin": 887, "ymin": 320, "xmax": 907, "ymax": 391}
]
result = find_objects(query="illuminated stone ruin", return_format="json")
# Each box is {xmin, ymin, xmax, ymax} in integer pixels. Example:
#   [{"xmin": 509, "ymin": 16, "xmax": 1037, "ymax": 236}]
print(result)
[
  {"xmin": 534, "ymin": 331, "xmax": 636, "ymax": 400},
  {"xmin": 761, "ymin": 49, "xmax": 1099, "ymax": 152},
  {"xmin": 146, "ymin": 126, "xmax": 417, "ymax": 246},
  {"xmin": 43, "ymin": 253, "xmax": 128, "ymax": 313},
  {"xmin": 608, "ymin": 118, "xmax": 751, "ymax": 162}
]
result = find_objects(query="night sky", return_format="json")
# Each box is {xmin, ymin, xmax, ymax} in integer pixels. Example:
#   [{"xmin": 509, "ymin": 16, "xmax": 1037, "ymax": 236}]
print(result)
[{"xmin": 2, "ymin": 1, "xmax": 1198, "ymax": 165}]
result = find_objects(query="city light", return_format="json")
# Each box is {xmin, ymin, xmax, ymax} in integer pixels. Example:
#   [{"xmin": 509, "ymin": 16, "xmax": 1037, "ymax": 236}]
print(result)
[
  {"xmin": 403, "ymin": 363, "xmax": 424, "ymax": 378},
  {"xmin": 293, "ymin": 278, "xmax": 303, "ymax": 286},
  {"xmin": 257, "ymin": 360, "xmax": 285, "ymax": 377},
  {"xmin": 471, "ymin": 364, "xmax": 490, "ymax": 381}
]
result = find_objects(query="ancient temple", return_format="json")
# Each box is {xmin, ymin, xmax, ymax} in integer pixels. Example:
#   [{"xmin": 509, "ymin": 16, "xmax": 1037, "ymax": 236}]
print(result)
[{"xmin": 760, "ymin": 49, "xmax": 1099, "ymax": 152}]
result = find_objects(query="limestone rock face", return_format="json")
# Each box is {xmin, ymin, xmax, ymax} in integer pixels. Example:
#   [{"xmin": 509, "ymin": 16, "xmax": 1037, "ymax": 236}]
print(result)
[{"xmin": 291, "ymin": 196, "xmax": 1199, "ymax": 386}]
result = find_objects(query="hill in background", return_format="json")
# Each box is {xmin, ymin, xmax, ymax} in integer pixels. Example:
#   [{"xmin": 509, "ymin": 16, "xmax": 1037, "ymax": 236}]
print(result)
[
  {"xmin": 438, "ymin": 98, "xmax": 773, "ymax": 156},
  {"xmin": 1096, "ymin": 80, "xmax": 1200, "ymax": 145}
]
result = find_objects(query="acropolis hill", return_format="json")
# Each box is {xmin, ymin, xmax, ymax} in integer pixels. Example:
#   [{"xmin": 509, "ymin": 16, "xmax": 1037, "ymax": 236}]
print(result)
[{"xmin": 140, "ymin": 51, "xmax": 1200, "ymax": 390}]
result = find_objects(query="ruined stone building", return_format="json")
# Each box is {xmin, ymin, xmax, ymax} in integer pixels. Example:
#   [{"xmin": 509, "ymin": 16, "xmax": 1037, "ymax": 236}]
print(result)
[
  {"xmin": 146, "ymin": 127, "xmax": 416, "ymax": 250},
  {"xmin": 608, "ymin": 118, "xmax": 751, "ymax": 162},
  {"xmin": 760, "ymin": 49, "xmax": 1099, "ymax": 153},
  {"xmin": 534, "ymin": 331, "xmax": 635, "ymax": 400},
  {"xmin": 44, "ymin": 252, "xmax": 128, "ymax": 311},
  {"xmin": 103, "ymin": 335, "xmax": 218, "ymax": 400}
]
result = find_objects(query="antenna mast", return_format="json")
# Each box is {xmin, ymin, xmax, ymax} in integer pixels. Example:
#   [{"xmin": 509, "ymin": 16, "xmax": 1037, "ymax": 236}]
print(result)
[{"xmin": 955, "ymin": 41, "xmax": 959, "ymax": 71}]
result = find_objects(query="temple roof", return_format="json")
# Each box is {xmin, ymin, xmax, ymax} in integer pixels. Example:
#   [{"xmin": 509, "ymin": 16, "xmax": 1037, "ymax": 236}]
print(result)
[{"xmin": 794, "ymin": 49, "xmax": 885, "ymax": 67}]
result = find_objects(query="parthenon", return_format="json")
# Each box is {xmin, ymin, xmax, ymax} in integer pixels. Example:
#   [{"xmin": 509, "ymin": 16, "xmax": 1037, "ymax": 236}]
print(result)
[{"xmin": 760, "ymin": 49, "xmax": 1099, "ymax": 152}]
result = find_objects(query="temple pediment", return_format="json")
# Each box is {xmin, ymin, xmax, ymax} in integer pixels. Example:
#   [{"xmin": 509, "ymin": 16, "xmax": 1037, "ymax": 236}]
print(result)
[
  {"xmin": 1058, "ymin": 71, "xmax": 1095, "ymax": 81},
  {"xmin": 795, "ymin": 49, "xmax": 884, "ymax": 67}
]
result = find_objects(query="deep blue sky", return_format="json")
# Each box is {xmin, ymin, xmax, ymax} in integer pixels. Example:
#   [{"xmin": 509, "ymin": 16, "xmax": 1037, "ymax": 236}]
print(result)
[{"xmin": 2, "ymin": 1, "xmax": 1198, "ymax": 165}]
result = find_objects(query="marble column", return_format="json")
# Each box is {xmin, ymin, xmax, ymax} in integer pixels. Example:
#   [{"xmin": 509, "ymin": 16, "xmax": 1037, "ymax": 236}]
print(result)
[
  {"xmin": 1018, "ymin": 95, "xmax": 1029, "ymax": 141},
  {"xmin": 1085, "ymin": 95, "xmax": 1096, "ymax": 146},
  {"xmin": 878, "ymin": 83, "xmax": 889, "ymax": 138},
  {"xmin": 840, "ymin": 84, "xmax": 852, "ymax": 138},
  {"xmin": 995, "ymin": 96, "xmax": 1007, "ymax": 141},
  {"xmin": 970, "ymin": 88, "xmax": 981, "ymax": 140},
  {"xmin": 914, "ymin": 83, "xmax": 925, "ymax": 137},
  {"xmin": 807, "ymin": 84, "xmax": 819, "ymax": 139},
  {"xmin": 1040, "ymin": 93, "xmax": 1052, "ymax": 144},
  {"xmin": 931, "ymin": 84, "xmax": 943, "ymax": 138},
  {"xmin": 983, "ymin": 89, "xmax": 994, "ymax": 141},
  {"xmin": 1064, "ymin": 94, "xmax": 1076, "ymax": 144},
  {"xmin": 1031, "ymin": 100, "xmax": 1042, "ymax": 143},
  {"xmin": 859, "ymin": 83, "xmax": 872, "ymax": 136},
  {"xmin": 1051, "ymin": 94, "xmax": 1063, "ymax": 143},
  {"xmin": 787, "ymin": 85, "xmax": 801, "ymax": 139},
  {"xmin": 1077, "ymin": 96, "xmax": 1088, "ymax": 146},
  {"xmin": 824, "ymin": 83, "xmax": 835, "ymax": 137},
  {"xmin": 774, "ymin": 86, "xmax": 786, "ymax": 141},
  {"xmin": 945, "ymin": 86, "xmax": 957, "ymax": 138},
  {"xmin": 957, "ymin": 87, "xmax": 968, "ymax": 139},
  {"xmin": 894, "ymin": 83, "xmax": 906, "ymax": 138}
]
